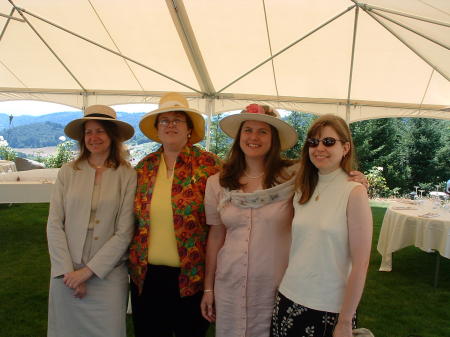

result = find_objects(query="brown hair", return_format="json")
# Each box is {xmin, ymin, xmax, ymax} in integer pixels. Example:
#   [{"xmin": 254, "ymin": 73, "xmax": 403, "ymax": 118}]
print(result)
[
  {"xmin": 73, "ymin": 120, "xmax": 130, "ymax": 170},
  {"xmin": 220, "ymin": 120, "xmax": 294, "ymax": 190},
  {"xmin": 295, "ymin": 114, "xmax": 357, "ymax": 204}
]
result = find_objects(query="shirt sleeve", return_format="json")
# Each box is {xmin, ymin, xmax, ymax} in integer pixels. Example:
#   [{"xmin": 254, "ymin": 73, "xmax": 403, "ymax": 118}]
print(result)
[
  {"xmin": 204, "ymin": 173, "xmax": 223, "ymax": 226},
  {"xmin": 46, "ymin": 164, "xmax": 74, "ymax": 278}
]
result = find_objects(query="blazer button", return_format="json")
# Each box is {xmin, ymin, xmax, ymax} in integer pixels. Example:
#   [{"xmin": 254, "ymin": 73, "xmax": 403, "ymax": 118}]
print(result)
[{"xmin": 94, "ymin": 236, "xmax": 99, "ymax": 240}]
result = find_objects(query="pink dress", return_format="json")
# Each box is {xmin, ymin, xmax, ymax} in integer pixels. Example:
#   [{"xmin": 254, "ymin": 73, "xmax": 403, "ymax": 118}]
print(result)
[{"xmin": 205, "ymin": 173, "xmax": 294, "ymax": 337}]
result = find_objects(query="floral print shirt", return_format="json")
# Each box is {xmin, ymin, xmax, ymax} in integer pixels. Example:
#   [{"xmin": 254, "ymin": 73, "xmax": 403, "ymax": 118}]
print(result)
[{"xmin": 129, "ymin": 143, "xmax": 221, "ymax": 296}]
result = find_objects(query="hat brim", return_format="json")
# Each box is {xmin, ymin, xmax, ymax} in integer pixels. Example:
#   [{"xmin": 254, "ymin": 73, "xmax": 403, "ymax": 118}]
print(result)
[
  {"xmin": 219, "ymin": 113, "xmax": 298, "ymax": 150},
  {"xmin": 139, "ymin": 106, "xmax": 205, "ymax": 144},
  {"xmin": 64, "ymin": 117, "xmax": 134, "ymax": 141}
]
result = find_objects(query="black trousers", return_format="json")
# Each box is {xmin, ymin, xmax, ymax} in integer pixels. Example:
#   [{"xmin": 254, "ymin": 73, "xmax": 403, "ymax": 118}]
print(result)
[{"xmin": 130, "ymin": 264, "xmax": 209, "ymax": 337}]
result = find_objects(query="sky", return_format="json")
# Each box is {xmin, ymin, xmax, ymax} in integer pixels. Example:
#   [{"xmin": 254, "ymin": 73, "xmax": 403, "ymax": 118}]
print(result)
[
  {"xmin": 0, "ymin": 100, "xmax": 289, "ymax": 117},
  {"xmin": 0, "ymin": 100, "xmax": 157, "ymax": 116}
]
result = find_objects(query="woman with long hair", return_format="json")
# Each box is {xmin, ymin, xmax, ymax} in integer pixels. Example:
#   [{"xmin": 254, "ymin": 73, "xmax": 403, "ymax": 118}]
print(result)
[
  {"xmin": 47, "ymin": 105, "xmax": 136, "ymax": 337},
  {"xmin": 201, "ymin": 104, "xmax": 299, "ymax": 337},
  {"xmin": 271, "ymin": 114, "xmax": 372, "ymax": 337}
]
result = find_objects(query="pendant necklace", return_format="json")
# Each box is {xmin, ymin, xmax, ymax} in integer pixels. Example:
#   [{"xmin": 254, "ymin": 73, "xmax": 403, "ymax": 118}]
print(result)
[
  {"xmin": 244, "ymin": 170, "xmax": 264, "ymax": 179},
  {"xmin": 314, "ymin": 170, "xmax": 340, "ymax": 201}
]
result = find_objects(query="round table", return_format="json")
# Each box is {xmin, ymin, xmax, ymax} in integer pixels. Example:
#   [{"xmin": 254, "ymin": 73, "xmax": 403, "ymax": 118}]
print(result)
[{"xmin": 377, "ymin": 200, "xmax": 450, "ymax": 286}]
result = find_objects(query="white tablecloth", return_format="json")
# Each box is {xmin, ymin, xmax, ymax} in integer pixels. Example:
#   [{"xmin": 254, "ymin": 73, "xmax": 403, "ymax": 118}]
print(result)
[
  {"xmin": 0, "ymin": 160, "xmax": 17, "ymax": 173},
  {"xmin": 377, "ymin": 200, "xmax": 450, "ymax": 271},
  {"xmin": 0, "ymin": 168, "xmax": 58, "ymax": 203}
]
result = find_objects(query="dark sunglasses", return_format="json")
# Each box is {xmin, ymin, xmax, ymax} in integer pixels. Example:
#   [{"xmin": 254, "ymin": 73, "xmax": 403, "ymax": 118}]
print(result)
[{"xmin": 307, "ymin": 137, "xmax": 344, "ymax": 147}]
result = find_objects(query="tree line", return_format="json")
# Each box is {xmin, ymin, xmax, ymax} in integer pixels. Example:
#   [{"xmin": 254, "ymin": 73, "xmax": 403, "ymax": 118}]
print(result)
[{"xmin": 206, "ymin": 112, "xmax": 450, "ymax": 196}]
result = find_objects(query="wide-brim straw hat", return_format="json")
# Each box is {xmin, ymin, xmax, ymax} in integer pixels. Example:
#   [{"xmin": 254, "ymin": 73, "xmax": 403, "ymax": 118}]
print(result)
[
  {"xmin": 139, "ymin": 92, "xmax": 205, "ymax": 144},
  {"xmin": 219, "ymin": 104, "xmax": 298, "ymax": 150},
  {"xmin": 64, "ymin": 105, "xmax": 134, "ymax": 141}
]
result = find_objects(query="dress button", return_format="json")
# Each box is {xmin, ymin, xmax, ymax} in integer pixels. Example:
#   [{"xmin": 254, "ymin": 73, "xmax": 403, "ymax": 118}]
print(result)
[
  {"xmin": 95, "ymin": 220, "xmax": 100, "ymax": 224},
  {"xmin": 94, "ymin": 236, "xmax": 99, "ymax": 240}
]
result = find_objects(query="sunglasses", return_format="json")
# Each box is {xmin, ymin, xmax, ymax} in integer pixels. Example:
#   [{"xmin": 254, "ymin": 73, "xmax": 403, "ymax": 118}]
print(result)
[{"xmin": 307, "ymin": 137, "xmax": 345, "ymax": 147}]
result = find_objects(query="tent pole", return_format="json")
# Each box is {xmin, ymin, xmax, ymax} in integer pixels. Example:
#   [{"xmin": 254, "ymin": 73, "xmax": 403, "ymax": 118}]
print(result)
[
  {"xmin": 15, "ymin": 6, "xmax": 202, "ymax": 94},
  {"xmin": 9, "ymin": 1, "xmax": 87, "ymax": 91},
  {"xmin": 371, "ymin": 10, "xmax": 449, "ymax": 50},
  {"xmin": 360, "ymin": 3, "xmax": 450, "ymax": 27},
  {"xmin": 346, "ymin": 6, "xmax": 359, "ymax": 124},
  {"xmin": 0, "ymin": 10, "xmax": 24, "ymax": 22},
  {"xmin": 364, "ymin": 9, "xmax": 449, "ymax": 81},
  {"xmin": 82, "ymin": 93, "xmax": 88, "ymax": 112},
  {"xmin": 0, "ymin": 8, "xmax": 16, "ymax": 42},
  {"xmin": 204, "ymin": 97, "xmax": 215, "ymax": 151},
  {"xmin": 217, "ymin": 5, "xmax": 356, "ymax": 94},
  {"xmin": 167, "ymin": 0, "xmax": 215, "ymax": 94}
]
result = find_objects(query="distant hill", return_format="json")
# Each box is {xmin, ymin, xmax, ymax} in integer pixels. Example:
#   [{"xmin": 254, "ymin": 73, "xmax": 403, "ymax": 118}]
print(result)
[{"xmin": 0, "ymin": 111, "xmax": 147, "ymax": 148}]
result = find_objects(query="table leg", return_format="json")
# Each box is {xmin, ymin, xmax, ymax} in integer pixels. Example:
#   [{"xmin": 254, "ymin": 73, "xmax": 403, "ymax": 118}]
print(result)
[
  {"xmin": 379, "ymin": 252, "xmax": 393, "ymax": 272},
  {"xmin": 433, "ymin": 251, "xmax": 440, "ymax": 288}
]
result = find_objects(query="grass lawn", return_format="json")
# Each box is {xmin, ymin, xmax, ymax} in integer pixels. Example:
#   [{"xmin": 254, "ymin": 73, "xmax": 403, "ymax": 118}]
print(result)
[{"xmin": 0, "ymin": 203, "xmax": 449, "ymax": 337}]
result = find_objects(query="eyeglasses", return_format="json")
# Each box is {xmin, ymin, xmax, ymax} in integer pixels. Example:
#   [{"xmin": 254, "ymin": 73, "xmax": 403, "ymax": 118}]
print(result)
[
  {"xmin": 307, "ymin": 137, "xmax": 345, "ymax": 147},
  {"xmin": 158, "ymin": 119, "xmax": 187, "ymax": 127}
]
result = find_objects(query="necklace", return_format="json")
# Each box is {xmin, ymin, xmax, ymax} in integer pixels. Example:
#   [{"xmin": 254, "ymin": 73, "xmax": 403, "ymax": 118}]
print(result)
[
  {"xmin": 314, "ymin": 170, "xmax": 340, "ymax": 201},
  {"xmin": 244, "ymin": 170, "xmax": 264, "ymax": 179},
  {"xmin": 88, "ymin": 160, "xmax": 105, "ymax": 169}
]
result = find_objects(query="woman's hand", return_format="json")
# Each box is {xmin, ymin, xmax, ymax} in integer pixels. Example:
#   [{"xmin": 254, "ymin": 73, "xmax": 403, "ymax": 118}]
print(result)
[
  {"xmin": 200, "ymin": 292, "xmax": 216, "ymax": 322},
  {"xmin": 348, "ymin": 171, "xmax": 368, "ymax": 189},
  {"xmin": 73, "ymin": 282, "xmax": 87, "ymax": 299},
  {"xmin": 64, "ymin": 267, "xmax": 93, "ymax": 289},
  {"xmin": 333, "ymin": 320, "xmax": 353, "ymax": 337}
]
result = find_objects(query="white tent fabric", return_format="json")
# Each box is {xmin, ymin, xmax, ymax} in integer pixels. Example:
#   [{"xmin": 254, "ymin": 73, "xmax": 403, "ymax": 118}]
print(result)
[{"xmin": 0, "ymin": 0, "xmax": 449, "ymax": 123}]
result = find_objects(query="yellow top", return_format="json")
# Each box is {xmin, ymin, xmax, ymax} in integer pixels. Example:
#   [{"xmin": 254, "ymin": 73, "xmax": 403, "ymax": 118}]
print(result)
[{"xmin": 147, "ymin": 155, "xmax": 180, "ymax": 267}]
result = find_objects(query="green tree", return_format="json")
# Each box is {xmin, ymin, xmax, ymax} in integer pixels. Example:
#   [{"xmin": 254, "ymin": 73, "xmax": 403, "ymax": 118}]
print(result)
[
  {"xmin": 204, "ymin": 113, "xmax": 232, "ymax": 159},
  {"xmin": 44, "ymin": 141, "xmax": 75, "ymax": 168},
  {"xmin": 351, "ymin": 118, "xmax": 409, "ymax": 191},
  {"xmin": 282, "ymin": 111, "xmax": 316, "ymax": 160},
  {"xmin": 406, "ymin": 118, "xmax": 442, "ymax": 189}
]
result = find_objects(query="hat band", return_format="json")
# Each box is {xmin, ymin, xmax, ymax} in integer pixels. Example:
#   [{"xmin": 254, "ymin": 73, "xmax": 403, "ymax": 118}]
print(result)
[
  {"xmin": 86, "ymin": 113, "xmax": 114, "ymax": 119},
  {"xmin": 159, "ymin": 100, "xmax": 186, "ymax": 109}
]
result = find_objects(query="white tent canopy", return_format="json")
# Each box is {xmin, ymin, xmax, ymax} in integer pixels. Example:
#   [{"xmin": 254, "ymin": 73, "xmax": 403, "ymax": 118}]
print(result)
[{"xmin": 0, "ymin": 0, "xmax": 449, "ymax": 124}]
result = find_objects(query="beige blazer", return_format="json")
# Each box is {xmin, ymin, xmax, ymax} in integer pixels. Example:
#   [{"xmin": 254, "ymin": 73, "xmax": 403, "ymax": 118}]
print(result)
[{"xmin": 47, "ymin": 160, "xmax": 137, "ymax": 279}]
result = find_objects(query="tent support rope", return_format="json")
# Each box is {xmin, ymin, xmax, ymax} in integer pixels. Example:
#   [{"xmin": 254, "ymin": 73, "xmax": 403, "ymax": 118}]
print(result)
[
  {"xmin": 262, "ymin": 0, "xmax": 279, "ymax": 97},
  {"xmin": 346, "ymin": 6, "xmax": 359, "ymax": 124},
  {"xmin": 16, "ymin": 5, "xmax": 203, "ymax": 94},
  {"xmin": 372, "ymin": 9, "xmax": 449, "ymax": 50},
  {"xmin": 363, "ymin": 9, "xmax": 449, "ymax": 82},
  {"xmin": 9, "ymin": 0, "xmax": 87, "ymax": 91},
  {"xmin": 360, "ymin": 3, "xmax": 450, "ymax": 27},
  {"xmin": 87, "ymin": 0, "xmax": 146, "ymax": 91},
  {"xmin": 217, "ymin": 4, "xmax": 356, "ymax": 94},
  {"xmin": 0, "ymin": 8, "xmax": 16, "ymax": 42}
]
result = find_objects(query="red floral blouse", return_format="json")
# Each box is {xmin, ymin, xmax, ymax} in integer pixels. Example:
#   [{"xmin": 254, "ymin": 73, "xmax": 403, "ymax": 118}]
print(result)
[{"xmin": 129, "ymin": 143, "xmax": 221, "ymax": 296}]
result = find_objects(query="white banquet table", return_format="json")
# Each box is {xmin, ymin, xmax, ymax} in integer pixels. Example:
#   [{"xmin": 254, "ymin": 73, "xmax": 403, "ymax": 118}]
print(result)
[
  {"xmin": 377, "ymin": 200, "xmax": 450, "ymax": 284},
  {"xmin": 0, "ymin": 168, "xmax": 58, "ymax": 203}
]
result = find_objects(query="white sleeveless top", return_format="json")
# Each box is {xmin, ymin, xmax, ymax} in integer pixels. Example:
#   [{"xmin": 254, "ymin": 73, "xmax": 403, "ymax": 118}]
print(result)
[{"xmin": 279, "ymin": 168, "xmax": 360, "ymax": 313}]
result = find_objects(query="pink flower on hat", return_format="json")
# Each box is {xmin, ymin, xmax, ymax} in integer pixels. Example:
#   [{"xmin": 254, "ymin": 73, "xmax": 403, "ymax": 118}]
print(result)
[{"xmin": 245, "ymin": 104, "xmax": 265, "ymax": 114}]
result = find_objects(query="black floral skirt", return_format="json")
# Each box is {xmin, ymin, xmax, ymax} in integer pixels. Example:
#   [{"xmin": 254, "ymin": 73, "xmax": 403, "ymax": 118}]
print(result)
[{"xmin": 271, "ymin": 292, "xmax": 356, "ymax": 337}]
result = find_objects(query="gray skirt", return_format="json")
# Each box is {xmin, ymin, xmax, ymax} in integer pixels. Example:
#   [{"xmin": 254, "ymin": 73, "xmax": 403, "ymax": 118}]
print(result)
[{"xmin": 48, "ymin": 230, "xmax": 128, "ymax": 337}]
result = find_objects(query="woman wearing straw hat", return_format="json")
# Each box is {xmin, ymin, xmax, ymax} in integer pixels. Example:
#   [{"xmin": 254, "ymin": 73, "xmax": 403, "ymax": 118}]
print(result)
[
  {"xmin": 128, "ymin": 92, "xmax": 221, "ymax": 337},
  {"xmin": 46, "ymin": 105, "xmax": 136, "ymax": 337},
  {"xmin": 200, "ymin": 106, "xmax": 367, "ymax": 337},
  {"xmin": 200, "ymin": 104, "xmax": 299, "ymax": 337}
]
